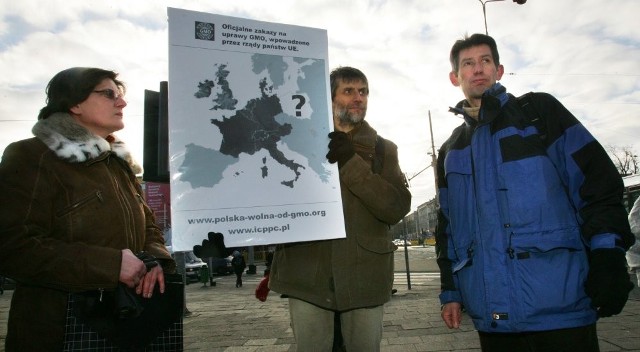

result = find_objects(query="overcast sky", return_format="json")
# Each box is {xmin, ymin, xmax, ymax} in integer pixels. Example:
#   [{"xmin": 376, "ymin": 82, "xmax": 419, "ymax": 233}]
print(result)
[{"xmin": 1, "ymin": 0, "xmax": 638, "ymax": 211}]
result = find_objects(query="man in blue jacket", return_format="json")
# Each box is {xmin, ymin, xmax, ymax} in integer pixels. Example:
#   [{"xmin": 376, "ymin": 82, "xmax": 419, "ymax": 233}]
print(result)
[{"xmin": 436, "ymin": 33, "xmax": 635, "ymax": 352}]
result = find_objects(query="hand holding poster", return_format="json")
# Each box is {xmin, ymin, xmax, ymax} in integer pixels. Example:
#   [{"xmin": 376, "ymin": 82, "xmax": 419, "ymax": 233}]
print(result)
[{"xmin": 168, "ymin": 8, "xmax": 345, "ymax": 251}]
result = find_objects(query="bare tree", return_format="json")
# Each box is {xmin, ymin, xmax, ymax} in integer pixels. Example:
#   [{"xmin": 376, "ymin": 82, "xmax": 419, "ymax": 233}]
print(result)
[{"xmin": 606, "ymin": 145, "xmax": 639, "ymax": 176}]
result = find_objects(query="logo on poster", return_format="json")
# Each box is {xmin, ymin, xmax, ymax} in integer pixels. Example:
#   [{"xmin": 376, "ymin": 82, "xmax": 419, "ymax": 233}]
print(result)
[{"xmin": 195, "ymin": 21, "xmax": 215, "ymax": 41}]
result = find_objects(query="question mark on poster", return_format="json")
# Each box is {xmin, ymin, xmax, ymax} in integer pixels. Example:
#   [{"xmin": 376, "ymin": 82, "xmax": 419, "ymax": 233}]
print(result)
[{"xmin": 292, "ymin": 94, "xmax": 306, "ymax": 117}]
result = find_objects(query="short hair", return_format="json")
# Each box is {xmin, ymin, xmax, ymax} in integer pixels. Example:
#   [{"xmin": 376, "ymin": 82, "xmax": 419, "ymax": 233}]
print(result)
[
  {"xmin": 329, "ymin": 66, "xmax": 368, "ymax": 100},
  {"xmin": 449, "ymin": 33, "xmax": 500, "ymax": 73},
  {"xmin": 38, "ymin": 67, "xmax": 125, "ymax": 120}
]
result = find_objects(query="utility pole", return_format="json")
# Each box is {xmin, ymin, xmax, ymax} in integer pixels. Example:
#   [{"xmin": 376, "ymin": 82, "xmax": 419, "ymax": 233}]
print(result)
[
  {"xmin": 429, "ymin": 111, "xmax": 438, "ymax": 206},
  {"xmin": 402, "ymin": 110, "xmax": 439, "ymax": 290}
]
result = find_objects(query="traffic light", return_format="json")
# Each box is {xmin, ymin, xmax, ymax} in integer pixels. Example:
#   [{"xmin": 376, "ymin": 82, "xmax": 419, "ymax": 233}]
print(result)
[{"xmin": 143, "ymin": 81, "xmax": 169, "ymax": 182}]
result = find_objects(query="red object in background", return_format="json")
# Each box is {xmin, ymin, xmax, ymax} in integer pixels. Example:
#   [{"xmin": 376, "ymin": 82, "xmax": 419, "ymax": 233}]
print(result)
[
  {"xmin": 255, "ymin": 274, "xmax": 270, "ymax": 302},
  {"xmin": 143, "ymin": 182, "xmax": 171, "ymax": 232}
]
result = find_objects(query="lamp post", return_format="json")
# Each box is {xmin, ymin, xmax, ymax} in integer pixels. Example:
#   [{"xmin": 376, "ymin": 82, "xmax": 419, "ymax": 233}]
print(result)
[{"xmin": 478, "ymin": 0, "xmax": 526, "ymax": 35}]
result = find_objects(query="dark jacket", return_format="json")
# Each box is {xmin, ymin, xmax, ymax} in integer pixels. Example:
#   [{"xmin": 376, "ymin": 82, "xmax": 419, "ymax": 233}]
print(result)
[
  {"xmin": 269, "ymin": 121, "xmax": 411, "ymax": 311},
  {"xmin": 435, "ymin": 84, "xmax": 634, "ymax": 333},
  {"xmin": 0, "ymin": 113, "xmax": 175, "ymax": 351}
]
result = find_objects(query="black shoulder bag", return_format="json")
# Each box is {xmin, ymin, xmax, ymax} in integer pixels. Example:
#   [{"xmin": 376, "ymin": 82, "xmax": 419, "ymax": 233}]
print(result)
[{"xmin": 63, "ymin": 253, "xmax": 184, "ymax": 351}]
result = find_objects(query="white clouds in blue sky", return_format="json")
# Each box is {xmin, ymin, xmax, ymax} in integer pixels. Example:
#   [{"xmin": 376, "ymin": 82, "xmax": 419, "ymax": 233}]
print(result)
[{"xmin": 1, "ymin": 0, "xmax": 638, "ymax": 209}]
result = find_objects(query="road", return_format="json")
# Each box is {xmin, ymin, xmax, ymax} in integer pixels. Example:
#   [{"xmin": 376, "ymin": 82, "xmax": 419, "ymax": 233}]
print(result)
[
  {"xmin": 394, "ymin": 244, "xmax": 439, "ymax": 272},
  {"xmin": 393, "ymin": 244, "xmax": 440, "ymax": 290}
]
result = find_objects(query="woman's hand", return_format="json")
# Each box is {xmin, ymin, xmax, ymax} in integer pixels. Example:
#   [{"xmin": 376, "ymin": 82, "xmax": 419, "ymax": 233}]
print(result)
[
  {"xmin": 119, "ymin": 249, "xmax": 147, "ymax": 288},
  {"xmin": 136, "ymin": 264, "xmax": 165, "ymax": 298}
]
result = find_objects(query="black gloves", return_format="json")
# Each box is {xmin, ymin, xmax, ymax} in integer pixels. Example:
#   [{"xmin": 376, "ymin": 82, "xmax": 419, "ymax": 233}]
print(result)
[
  {"xmin": 585, "ymin": 248, "xmax": 634, "ymax": 317},
  {"xmin": 326, "ymin": 131, "xmax": 355, "ymax": 168}
]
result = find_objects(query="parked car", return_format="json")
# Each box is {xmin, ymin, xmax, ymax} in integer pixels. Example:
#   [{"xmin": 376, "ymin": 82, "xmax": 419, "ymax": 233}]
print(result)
[
  {"xmin": 172, "ymin": 250, "xmax": 234, "ymax": 283},
  {"xmin": 184, "ymin": 251, "xmax": 208, "ymax": 282},
  {"xmin": 206, "ymin": 255, "xmax": 233, "ymax": 276},
  {"xmin": 392, "ymin": 239, "xmax": 412, "ymax": 247}
]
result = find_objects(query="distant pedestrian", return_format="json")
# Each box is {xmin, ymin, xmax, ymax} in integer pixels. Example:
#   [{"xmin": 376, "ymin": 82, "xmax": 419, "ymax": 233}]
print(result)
[{"xmin": 232, "ymin": 251, "xmax": 246, "ymax": 288}]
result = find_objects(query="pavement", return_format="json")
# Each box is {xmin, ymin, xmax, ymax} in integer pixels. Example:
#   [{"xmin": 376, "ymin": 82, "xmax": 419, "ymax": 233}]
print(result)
[{"xmin": 1, "ymin": 247, "xmax": 639, "ymax": 351}]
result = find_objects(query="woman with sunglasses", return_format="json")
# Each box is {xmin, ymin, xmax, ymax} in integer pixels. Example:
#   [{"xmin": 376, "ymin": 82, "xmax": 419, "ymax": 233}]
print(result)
[{"xmin": 0, "ymin": 67, "xmax": 175, "ymax": 350}]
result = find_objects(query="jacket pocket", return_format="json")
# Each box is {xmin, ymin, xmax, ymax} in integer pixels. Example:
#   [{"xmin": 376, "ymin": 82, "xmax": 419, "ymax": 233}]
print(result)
[
  {"xmin": 497, "ymin": 155, "xmax": 575, "ymax": 231},
  {"xmin": 272, "ymin": 242, "xmax": 323, "ymax": 289},
  {"xmin": 509, "ymin": 227, "xmax": 583, "ymax": 253},
  {"xmin": 356, "ymin": 232, "xmax": 396, "ymax": 254},
  {"xmin": 451, "ymin": 239, "xmax": 474, "ymax": 273},
  {"xmin": 56, "ymin": 190, "xmax": 104, "ymax": 218},
  {"xmin": 508, "ymin": 228, "xmax": 590, "ymax": 322},
  {"xmin": 454, "ymin": 240, "xmax": 485, "ymax": 320},
  {"xmin": 443, "ymin": 148, "xmax": 476, "ymax": 238}
]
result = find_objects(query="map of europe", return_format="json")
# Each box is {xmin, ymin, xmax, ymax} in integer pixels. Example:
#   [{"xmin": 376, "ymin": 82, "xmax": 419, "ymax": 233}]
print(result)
[{"xmin": 177, "ymin": 53, "xmax": 331, "ymax": 189}]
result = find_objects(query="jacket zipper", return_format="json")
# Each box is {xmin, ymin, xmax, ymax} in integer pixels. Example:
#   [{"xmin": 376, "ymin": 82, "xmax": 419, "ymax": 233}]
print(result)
[
  {"xmin": 111, "ymin": 173, "xmax": 136, "ymax": 247},
  {"xmin": 507, "ymin": 232, "xmax": 515, "ymax": 259},
  {"xmin": 467, "ymin": 240, "xmax": 475, "ymax": 264},
  {"xmin": 56, "ymin": 190, "xmax": 104, "ymax": 217}
]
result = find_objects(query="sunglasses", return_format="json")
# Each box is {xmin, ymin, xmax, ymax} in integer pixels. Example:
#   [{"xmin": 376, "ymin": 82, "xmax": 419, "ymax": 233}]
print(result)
[{"xmin": 93, "ymin": 88, "xmax": 124, "ymax": 101}]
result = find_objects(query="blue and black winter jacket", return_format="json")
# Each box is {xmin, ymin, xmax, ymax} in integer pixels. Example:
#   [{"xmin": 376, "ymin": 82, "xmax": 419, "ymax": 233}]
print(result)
[{"xmin": 435, "ymin": 83, "xmax": 634, "ymax": 333}]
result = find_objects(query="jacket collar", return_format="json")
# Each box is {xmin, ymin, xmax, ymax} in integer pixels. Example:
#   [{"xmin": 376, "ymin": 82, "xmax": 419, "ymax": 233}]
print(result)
[
  {"xmin": 448, "ymin": 83, "xmax": 509, "ymax": 125},
  {"xmin": 31, "ymin": 112, "xmax": 142, "ymax": 173},
  {"xmin": 349, "ymin": 120, "xmax": 377, "ymax": 150}
]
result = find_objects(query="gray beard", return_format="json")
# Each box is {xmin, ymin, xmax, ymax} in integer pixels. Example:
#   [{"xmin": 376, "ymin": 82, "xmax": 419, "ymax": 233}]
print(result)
[{"xmin": 334, "ymin": 106, "xmax": 365, "ymax": 126}]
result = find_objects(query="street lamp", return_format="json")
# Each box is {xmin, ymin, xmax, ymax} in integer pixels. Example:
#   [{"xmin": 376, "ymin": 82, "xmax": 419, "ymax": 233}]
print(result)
[{"xmin": 478, "ymin": 0, "xmax": 527, "ymax": 35}]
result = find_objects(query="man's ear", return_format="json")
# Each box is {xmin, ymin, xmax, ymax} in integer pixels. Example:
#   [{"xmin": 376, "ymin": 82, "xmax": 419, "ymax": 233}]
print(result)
[
  {"xmin": 496, "ymin": 64, "xmax": 505, "ymax": 81},
  {"xmin": 449, "ymin": 71, "xmax": 460, "ymax": 87}
]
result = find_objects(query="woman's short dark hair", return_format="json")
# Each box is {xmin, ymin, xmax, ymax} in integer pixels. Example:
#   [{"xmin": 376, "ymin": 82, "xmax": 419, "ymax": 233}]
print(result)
[
  {"xmin": 329, "ymin": 66, "xmax": 368, "ymax": 99},
  {"xmin": 449, "ymin": 33, "xmax": 500, "ymax": 73},
  {"xmin": 38, "ymin": 67, "xmax": 125, "ymax": 120}
]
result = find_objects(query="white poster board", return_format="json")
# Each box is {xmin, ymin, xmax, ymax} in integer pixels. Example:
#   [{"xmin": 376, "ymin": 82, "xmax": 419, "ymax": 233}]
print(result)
[{"xmin": 168, "ymin": 8, "xmax": 345, "ymax": 250}]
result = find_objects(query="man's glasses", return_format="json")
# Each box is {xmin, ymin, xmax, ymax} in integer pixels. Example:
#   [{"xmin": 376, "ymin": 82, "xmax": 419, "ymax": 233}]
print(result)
[{"xmin": 93, "ymin": 88, "xmax": 124, "ymax": 101}]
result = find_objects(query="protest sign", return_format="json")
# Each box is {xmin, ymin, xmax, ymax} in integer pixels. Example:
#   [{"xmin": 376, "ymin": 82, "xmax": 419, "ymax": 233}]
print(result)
[{"xmin": 168, "ymin": 8, "xmax": 345, "ymax": 250}]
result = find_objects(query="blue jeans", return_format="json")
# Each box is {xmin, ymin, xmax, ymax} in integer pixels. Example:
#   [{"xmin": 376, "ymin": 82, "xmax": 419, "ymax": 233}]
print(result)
[{"xmin": 288, "ymin": 298, "xmax": 383, "ymax": 352}]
